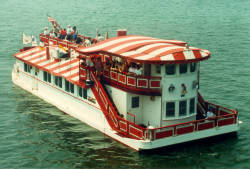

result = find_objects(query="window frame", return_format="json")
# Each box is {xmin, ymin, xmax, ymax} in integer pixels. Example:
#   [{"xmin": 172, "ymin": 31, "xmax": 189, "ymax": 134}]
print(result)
[
  {"xmin": 166, "ymin": 102, "xmax": 175, "ymax": 117},
  {"xmin": 179, "ymin": 64, "xmax": 187, "ymax": 74},
  {"xmin": 155, "ymin": 65, "xmax": 161, "ymax": 74},
  {"xmin": 65, "ymin": 80, "xmax": 70, "ymax": 92},
  {"xmin": 131, "ymin": 96, "xmax": 139, "ymax": 108},
  {"xmin": 189, "ymin": 98, "xmax": 195, "ymax": 114},
  {"xmin": 190, "ymin": 63, "xmax": 196, "ymax": 72},
  {"xmin": 179, "ymin": 100, "xmax": 187, "ymax": 116},
  {"xmin": 165, "ymin": 64, "xmax": 176, "ymax": 75}
]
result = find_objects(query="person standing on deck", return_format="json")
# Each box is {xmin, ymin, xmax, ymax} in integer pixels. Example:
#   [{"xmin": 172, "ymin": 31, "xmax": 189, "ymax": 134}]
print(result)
[{"xmin": 66, "ymin": 24, "xmax": 72, "ymax": 41}]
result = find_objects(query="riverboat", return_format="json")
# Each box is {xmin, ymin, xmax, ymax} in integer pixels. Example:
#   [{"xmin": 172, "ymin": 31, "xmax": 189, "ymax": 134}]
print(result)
[{"xmin": 12, "ymin": 18, "xmax": 239, "ymax": 151}]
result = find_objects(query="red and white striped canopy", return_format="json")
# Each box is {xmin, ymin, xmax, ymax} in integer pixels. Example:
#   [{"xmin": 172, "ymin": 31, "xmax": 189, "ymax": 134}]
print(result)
[
  {"xmin": 77, "ymin": 35, "xmax": 210, "ymax": 64},
  {"xmin": 14, "ymin": 47, "xmax": 80, "ymax": 83}
]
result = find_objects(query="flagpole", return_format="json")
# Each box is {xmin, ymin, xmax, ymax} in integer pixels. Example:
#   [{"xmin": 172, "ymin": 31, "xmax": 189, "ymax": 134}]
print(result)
[{"xmin": 22, "ymin": 32, "xmax": 24, "ymax": 49}]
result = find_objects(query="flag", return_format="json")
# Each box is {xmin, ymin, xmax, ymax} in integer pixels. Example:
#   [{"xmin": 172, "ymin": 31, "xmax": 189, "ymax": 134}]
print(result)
[
  {"xmin": 48, "ymin": 16, "xmax": 61, "ymax": 30},
  {"xmin": 23, "ymin": 33, "xmax": 32, "ymax": 45},
  {"xmin": 48, "ymin": 16, "xmax": 56, "ymax": 23}
]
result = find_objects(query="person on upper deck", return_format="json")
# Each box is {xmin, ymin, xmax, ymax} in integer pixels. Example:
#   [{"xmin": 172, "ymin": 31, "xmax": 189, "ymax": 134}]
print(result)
[
  {"xmin": 60, "ymin": 29, "xmax": 67, "ymax": 39},
  {"xmin": 84, "ymin": 38, "xmax": 92, "ymax": 47},
  {"xmin": 97, "ymin": 34, "xmax": 104, "ymax": 42},
  {"xmin": 44, "ymin": 27, "xmax": 50, "ymax": 36},
  {"xmin": 66, "ymin": 24, "xmax": 72, "ymax": 41},
  {"xmin": 134, "ymin": 64, "xmax": 142, "ymax": 76},
  {"xmin": 72, "ymin": 26, "xmax": 78, "ymax": 41},
  {"xmin": 128, "ymin": 62, "xmax": 136, "ymax": 74}
]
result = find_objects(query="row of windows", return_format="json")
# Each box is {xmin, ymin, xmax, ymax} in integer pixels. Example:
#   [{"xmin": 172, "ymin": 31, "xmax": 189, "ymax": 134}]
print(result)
[
  {"xmin": 41, "ymin": 71, "xmax": 88, "ymax": 101},
  {"xmin": 166, "ymin": 98, "xmax": 195, "ymax": 118},
  {"xmin": 156, "ymin": 63, "xmax": 196, "ymax": 75}
]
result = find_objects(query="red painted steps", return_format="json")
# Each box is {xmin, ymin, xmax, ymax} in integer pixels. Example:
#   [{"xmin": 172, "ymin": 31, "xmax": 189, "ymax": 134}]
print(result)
[{"xmin": 89, "ymin": 70, "xmax": 146, "ymax": 140}]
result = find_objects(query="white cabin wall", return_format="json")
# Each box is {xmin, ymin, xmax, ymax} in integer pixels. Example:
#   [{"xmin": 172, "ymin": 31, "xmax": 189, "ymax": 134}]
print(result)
[
  {"xmin": 105, "ymin": 85, "xmax": 128, "ymax": 118},
  {"xmin": 142, "ymin": 96, "xmax": 161, "ymax": 128},
  {"xmin": 126, "ymin": 93, "xmax": 143, "ymax": 124},
  {"xmin": 160, "ymin": 63, "xmax": 198, "ymax": 127}
]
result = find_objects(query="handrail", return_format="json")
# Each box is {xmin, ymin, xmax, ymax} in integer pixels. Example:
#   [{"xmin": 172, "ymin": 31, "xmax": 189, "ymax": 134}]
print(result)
[
  {"xmin": 102, "ymin": 69, "xmax": 162, "ymax": 91},
  {"xmin": 40, "ymin": 34, "xmax": 81, "ymax": 49}
]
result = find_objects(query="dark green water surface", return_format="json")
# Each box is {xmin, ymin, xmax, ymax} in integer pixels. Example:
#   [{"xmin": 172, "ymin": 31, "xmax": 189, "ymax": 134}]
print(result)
[{"xmin": 0, "ymin": 0, "xmax": 250, "ymax": 168}]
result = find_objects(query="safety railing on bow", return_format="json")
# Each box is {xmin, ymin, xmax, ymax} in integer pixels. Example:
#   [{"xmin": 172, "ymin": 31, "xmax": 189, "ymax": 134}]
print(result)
[
  {"xmin": 146, "ymin": 93, "xmax": 238, "ymax": 141},
  {"xmin": 89, "ymin": 69, "xmax": 147, "ymax": 140},
  {"xmin": 40, "ymin": 34, "xmax": 82, "ymax": 50}
]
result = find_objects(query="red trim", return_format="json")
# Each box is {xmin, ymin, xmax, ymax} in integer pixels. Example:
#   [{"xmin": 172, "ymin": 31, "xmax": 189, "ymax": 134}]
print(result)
[
  {"xmin": 155, "ymin": 129, "xmax": 173, "ymax": 139},
  {"xmin": 198, "ymin": 121, "xmax": 214, "ymax": 131},
  {"xmin": 137, "ymin": 78, "xmax": 148, "ymax": 88},
  {"xmin": 176, "ymin": 125, "xmax": 194, "ymax": 135},
  {"xmin": 127, "ymin": 76, "xmax": 136, "ymax": 86},
  {"xmin": 150, "ymin": 80, "xmax": 161, "ymax": 88},
  {"xmin": 118, "ymin": 73, "xmax": 126, "ymax": 84},
  {"xmin": 110, "ymin": 71, "xmax": 118, "ymax": 81}
]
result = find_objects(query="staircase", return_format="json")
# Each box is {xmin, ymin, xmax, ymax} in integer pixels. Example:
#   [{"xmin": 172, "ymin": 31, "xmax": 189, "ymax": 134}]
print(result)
[{"xmin": 89, "ymin": 70, "xmax": 146, "ymax": 140}]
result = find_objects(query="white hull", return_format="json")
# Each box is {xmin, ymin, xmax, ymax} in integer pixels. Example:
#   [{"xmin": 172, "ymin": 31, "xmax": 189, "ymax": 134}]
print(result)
[{"xmin": 12, "ymin": 67, "xmax": 239, "ymax": 151}]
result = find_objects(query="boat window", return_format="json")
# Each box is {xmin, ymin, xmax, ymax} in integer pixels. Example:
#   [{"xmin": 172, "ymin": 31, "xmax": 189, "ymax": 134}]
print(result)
[
  {"xmin": 190, "ymin": 63, "xmax": 196, "ymax": 72},
  {"xmin": 70, "ymin": 83, "xmax": 74, "ymax": 94},
  {"xmin": 165, "ymin": 64, "xmax": 175, "ymax": 75},
  {"xmin": 48, "ymin": 73, "xmax": 51, "ymax": 83},
  {"xmin": 155, "ymin": 65, "xmax": 161, "ymax": 74},
  {"xmin": 166, "ymin": 102, "xmax": 175, "ymax": 117},
  {"xmin": 131, "ymin": 96, "xmax": 139, "ymax": 108},
  {"xmin": 43, "ymin": 71, "xmax": 51, "ymax": 83},
  {"xmin": 190, "ymin": 98, "xmax": 195, "ymax": 114},
  {"xmin": 79, "ymin": 87, "xmax": 87, "ymax": 99},
  {"xmin": 24, "ymin": 63, "xmax": 31, "ymax": 73},
  {"xmin": 179, "ymin": 100, "xmax": 187, "ymax": 116},
  {"xmin": 65, "ymin": 80, "xmax": 70, "ymax": 92},
  {"xmin": 43, "ymin": 71, "xmax": 48, "ymax": 82},
  {"xmin": 55, "ymin": 76, "xmax": 62, "ymax": 88},
  {"xmin": 179, "ymin": 64, "xmax": 187, "ymax": 74}
]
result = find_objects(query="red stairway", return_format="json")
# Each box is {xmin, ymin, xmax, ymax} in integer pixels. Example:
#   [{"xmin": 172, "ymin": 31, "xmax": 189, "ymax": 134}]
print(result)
[{"xmin": 89, "ymin": 70, "xmax": 146, "ymax": 140}]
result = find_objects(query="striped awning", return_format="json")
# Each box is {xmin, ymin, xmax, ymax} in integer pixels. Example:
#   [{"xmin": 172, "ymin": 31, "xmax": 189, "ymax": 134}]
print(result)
[
  {"xmin": 14, "ymin": 47, "xmax": 80, "ymax": 83},
  {"xmin": 77, "ymin": 35, "xmax": 210, "ymax": 64}
]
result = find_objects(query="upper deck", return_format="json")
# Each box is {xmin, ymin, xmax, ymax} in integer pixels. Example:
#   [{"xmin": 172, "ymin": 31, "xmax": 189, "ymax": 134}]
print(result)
[{"xmin": 37, "ymin": 33, "xmax": 210, "ymax": 96}]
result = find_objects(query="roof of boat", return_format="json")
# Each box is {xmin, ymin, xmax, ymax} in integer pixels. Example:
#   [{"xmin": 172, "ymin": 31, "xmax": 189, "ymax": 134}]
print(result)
[
  {"xmin": 14, "ymin": 47, "xmax": 80, "ymax": 84},
  {"xmin": 77, "ymin": 35, "xmax": 210, "ymax": 64}
]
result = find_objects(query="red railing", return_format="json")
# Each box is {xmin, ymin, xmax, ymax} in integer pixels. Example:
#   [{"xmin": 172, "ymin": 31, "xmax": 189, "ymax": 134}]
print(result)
[
  {"xmin": 147, "ymin": 93, "xmax": 238, "ymax": 140},
  {"xmin": 89, "ymin": 70, "xmax": 147, "ymax": 140},
  {"xmin": 102, "ymin": 69, "xmax": 161, "ymax": 94},
  {"xmin": 40, "ymin": 34, "xmax": 81, "ymax": 50}
]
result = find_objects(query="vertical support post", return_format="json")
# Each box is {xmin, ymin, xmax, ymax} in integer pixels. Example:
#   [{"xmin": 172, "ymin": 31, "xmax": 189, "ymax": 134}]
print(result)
[{"xmin": 46, "ymin": 46, "xmax": 50, "ymax": 60}]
